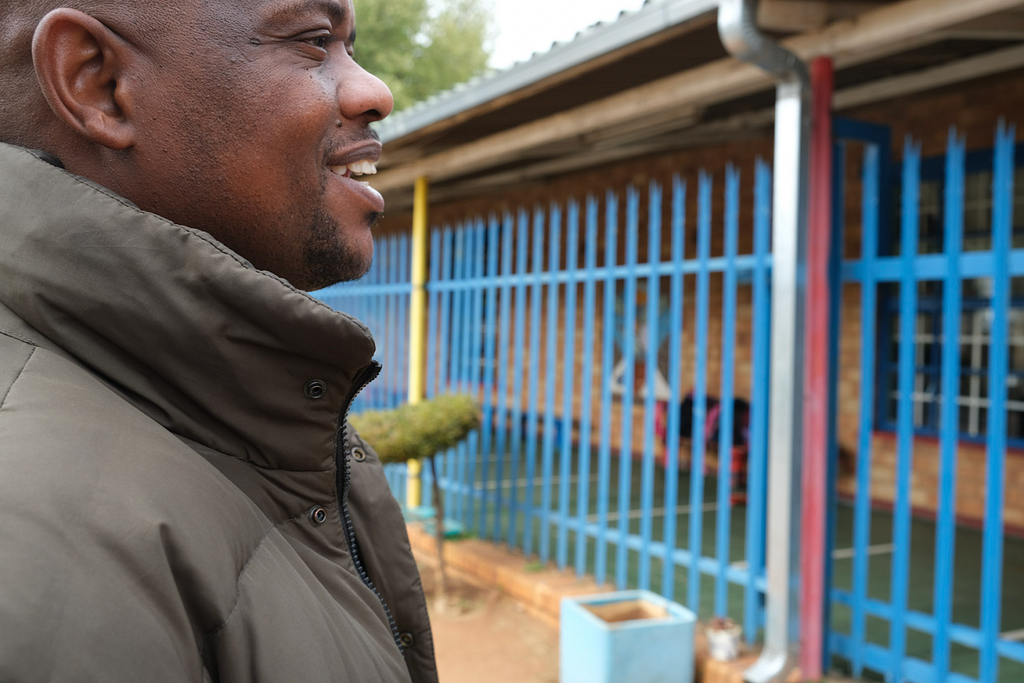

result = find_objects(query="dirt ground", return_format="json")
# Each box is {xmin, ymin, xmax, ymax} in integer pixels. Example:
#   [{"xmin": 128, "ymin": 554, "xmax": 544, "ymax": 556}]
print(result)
[{"xmin": 416, "ymin": 554, "xmax": 559, "ymax": 683}]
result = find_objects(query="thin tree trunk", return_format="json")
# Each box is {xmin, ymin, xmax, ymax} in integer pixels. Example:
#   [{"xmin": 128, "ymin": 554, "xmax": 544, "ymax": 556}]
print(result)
[{"xmin": 428, "ymin": 457, "xmax": 448, "ymax": 600}]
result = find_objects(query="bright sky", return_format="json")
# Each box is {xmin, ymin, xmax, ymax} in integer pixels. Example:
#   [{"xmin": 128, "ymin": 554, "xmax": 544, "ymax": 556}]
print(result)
[{"xmin": 486, "ymin": 0, "xmax": 648, "ymax": 70}]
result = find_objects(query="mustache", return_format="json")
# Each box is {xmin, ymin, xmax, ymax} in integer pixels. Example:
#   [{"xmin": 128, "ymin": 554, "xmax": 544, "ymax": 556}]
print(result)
[{"xmin": 324, "ymin": 127, "xmax": 381, "ymax": 156}]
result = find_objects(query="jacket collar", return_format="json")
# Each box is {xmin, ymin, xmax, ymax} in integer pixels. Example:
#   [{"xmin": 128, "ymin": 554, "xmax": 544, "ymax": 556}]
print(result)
[{"xmin": 0, "ymin": 142, "xmax": 376, "ymax": 471}]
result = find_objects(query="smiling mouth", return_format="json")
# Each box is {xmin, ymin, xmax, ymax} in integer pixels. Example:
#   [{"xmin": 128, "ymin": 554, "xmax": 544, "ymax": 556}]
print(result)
[{"xmin": 326, "ymin": 158, "xmax": 385, "ymax": 213}]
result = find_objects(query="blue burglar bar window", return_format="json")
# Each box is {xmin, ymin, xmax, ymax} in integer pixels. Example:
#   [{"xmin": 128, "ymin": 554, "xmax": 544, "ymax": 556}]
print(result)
[{"xmin": 878, "ymin": 145, "xmax": 1024, "ymax": 445}]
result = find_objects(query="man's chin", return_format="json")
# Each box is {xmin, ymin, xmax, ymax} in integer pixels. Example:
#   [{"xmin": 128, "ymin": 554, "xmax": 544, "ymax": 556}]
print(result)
[
  {"xmin": 301, "ymin": 260, "xmax": 369, "ymax": 291},
  {"xmin": 300, "ymin": 241, "xmax": 373, "ymax": 290},
  {"xmin": 297, "ymin": 208, "xmax": 377, "ymax": 290}
]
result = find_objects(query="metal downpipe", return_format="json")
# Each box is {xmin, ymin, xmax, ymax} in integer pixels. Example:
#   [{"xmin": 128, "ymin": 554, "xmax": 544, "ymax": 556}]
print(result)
[{"xmin": 717, "ymin": 1, "xmax": 811, "ymax": 682}]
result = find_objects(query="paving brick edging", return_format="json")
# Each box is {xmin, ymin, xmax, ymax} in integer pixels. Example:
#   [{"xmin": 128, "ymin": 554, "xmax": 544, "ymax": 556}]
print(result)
[
  {"xmin": 406, "ymin": 522, "xmax": 607, "ymax": 630},
  {"xmin": 406, "ymin": 522, "xmax": 814, "ymax": 683}
]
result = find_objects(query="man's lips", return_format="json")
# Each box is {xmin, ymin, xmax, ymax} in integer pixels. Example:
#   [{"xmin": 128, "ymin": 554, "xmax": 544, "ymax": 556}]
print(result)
[
  {"xmin": 326, "ymin": 141, "xmax": 382, "ymax": 172},
  {"xmin": 327, "ymin": 168, "xmax": 384, "ymax": 213},
  {"xmin": 326, "ymin": 141, "xmax": 384, "ymax": 212}
]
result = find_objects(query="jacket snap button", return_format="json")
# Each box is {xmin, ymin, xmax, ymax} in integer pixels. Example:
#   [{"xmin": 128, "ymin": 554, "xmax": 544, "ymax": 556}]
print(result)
[
  {"xmin": 399, "ymin": 632, "xmax": 414, "ymax": 648},
  {"xmin": 307, "ymin": 505, "xmax": 328, "ymax": 525},
  {"xmin": 351, "ymin": 446, "xmax": 367, "ymax": 462},
  {"xmin": 304, "ymin": 379, "xmax": 327, "ymax": 399}
]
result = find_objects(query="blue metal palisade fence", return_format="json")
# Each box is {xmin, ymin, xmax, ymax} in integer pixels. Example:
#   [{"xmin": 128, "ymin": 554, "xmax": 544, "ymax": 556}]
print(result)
[
  {"xmin": 316, "ymin": 121, "xmax": 1024, "ymax": 683},
  {"xmin": 828, "ymin": 121, "xmax": 1024, "ymax": 683},
  {"xmin": 415, "ymin": 164, "xmax": 774, "ymax": 638}
]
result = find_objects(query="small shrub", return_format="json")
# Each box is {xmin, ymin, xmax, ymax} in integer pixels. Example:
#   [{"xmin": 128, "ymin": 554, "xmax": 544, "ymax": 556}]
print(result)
[{"xmin": 349, "ymin": 394, "xmax": 481, "ymax": 464}]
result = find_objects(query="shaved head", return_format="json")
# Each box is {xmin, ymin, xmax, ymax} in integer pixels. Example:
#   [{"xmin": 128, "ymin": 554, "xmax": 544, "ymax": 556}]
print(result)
[{"xmin": 0, "ymin": 0, "xmax": 393, "ymax": 289}]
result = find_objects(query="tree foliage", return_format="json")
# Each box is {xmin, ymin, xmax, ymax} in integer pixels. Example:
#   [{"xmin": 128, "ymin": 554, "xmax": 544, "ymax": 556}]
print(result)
[
  {"xmin": 354, "ymin": 0, "xmax": 493, "ymax": 112},
  {"xmin": 348, "ymin": 394, "xmax": 481, "ymax": 464}
]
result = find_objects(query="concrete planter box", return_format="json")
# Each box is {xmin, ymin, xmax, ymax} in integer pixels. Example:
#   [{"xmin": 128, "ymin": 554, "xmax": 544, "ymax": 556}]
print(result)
[{"xmin": 560, "ymin": 590, "xmax": 696, "ymax": 683}]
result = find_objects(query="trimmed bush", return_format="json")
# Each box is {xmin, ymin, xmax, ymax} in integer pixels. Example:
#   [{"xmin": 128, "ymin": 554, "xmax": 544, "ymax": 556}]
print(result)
[{"xmin": 349, "ymin": 394, "xmax": 481, "ymax": 464}]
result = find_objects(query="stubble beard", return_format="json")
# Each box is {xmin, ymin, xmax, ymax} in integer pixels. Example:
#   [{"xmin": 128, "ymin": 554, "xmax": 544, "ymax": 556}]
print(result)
[{"xmin": 301, "ymin": 199, "xmax": 379, "ymax": 290}]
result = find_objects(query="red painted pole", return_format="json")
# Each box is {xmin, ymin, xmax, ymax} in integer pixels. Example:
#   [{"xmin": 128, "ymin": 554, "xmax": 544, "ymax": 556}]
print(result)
[{"xmin": 800, "ymin": 55, "xmax": 834, "ymax": 681}]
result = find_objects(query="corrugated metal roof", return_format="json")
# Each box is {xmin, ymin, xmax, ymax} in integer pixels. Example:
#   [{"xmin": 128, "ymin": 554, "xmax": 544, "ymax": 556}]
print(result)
[{"xmin": 374, "ymin": 0, "xmax": 719, "ymax": 144}]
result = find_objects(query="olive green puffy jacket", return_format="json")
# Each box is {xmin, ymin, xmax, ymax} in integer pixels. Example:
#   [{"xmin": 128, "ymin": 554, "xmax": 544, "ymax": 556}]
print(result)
[{"xmin": 0, "ymin": 143, "xmax": 437, "ymax": 683}]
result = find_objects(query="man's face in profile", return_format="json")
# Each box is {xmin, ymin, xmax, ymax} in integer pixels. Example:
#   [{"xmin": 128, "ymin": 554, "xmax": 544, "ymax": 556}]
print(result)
[{"xmin": 81, "ymin": 0, "xmax": 394, "ymax": 290}]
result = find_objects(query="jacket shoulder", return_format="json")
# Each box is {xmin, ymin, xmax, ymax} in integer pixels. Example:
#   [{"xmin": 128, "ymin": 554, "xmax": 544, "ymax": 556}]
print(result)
[
  {"xmin": 0, "ymin": 329, "xmax": 271, "ymax": 681},
  {"xmin": 0, "ymin": 326, "xmax": 257, "ymax": 514}
]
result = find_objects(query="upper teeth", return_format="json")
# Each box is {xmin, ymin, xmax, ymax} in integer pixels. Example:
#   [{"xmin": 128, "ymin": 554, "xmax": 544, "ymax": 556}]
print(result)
[{"xmin": 331, "ymin": 159, "xmax": 377, "ymax": 176}]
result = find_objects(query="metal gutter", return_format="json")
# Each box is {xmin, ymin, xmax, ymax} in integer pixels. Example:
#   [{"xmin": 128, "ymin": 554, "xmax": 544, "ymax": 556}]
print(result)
[
  {"xmin": 717, "ymin": 1, "xmax": 810, "ymax": 682},
  {"xmin": 375, "ymin": 0, "xmax": 718, "ymax": 144}
]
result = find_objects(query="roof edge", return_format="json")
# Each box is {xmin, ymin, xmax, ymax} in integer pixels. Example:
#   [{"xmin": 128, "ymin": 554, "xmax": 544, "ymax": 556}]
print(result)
[{"xmin": 374, "ymin": 0, "xmax": 719, "ymax": 144}]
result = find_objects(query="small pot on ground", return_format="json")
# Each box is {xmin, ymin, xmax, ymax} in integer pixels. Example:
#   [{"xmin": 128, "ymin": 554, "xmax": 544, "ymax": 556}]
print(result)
[{"xmin": 704, "ymin": 616, "xmax": 743, "ymax": 662}]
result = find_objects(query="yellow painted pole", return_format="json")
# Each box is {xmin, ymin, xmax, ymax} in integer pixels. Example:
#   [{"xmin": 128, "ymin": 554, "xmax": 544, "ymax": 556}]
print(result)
[{"xmin": 406, "ymin": 175, "xmax": 429, "ymax": 509}]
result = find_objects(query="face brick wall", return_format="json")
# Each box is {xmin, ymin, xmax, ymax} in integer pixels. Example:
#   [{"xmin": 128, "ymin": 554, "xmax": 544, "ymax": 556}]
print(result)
[{"xmin": 376, "ymin": 67, "xmax": 1024, "ymax": 532}]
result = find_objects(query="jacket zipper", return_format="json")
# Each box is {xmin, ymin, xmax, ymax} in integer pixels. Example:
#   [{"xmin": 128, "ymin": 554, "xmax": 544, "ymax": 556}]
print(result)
[{"xmin": 334, "ymin": 360, "xmax": 405, "ymax": 654}]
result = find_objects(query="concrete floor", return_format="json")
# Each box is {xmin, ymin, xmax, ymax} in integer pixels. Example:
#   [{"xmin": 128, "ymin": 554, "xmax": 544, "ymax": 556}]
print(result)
[{"xmin": 416, "ymin": 554, "xmax": 559, "ymax": 683}]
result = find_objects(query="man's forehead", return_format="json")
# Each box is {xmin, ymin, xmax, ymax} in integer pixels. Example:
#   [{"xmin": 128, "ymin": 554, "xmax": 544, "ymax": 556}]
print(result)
[{"xmin": 253, "ymin": 0, "xmax": 352, "ymax": 26}]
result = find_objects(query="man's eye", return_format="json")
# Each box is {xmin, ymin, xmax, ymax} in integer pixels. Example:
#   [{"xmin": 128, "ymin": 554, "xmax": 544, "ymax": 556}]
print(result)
[{"xmin": 301, "ymin": 33, "xmax": 331, "ymax": 51}]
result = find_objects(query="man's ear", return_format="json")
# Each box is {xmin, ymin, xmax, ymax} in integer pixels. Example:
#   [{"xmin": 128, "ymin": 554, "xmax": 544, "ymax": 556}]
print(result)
[{"xmin": 31, "ymin": 8, "xmax": 137, "ymax": 150}]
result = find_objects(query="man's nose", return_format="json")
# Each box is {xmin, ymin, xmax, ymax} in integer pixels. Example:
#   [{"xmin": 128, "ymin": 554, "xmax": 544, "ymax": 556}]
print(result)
[{"xmin": 338, "ymin": 62, "xmax": 394, "ymax": 123}]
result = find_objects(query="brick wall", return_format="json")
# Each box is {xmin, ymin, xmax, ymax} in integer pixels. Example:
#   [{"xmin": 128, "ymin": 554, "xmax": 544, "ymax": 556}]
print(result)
[{"xmin": 377, "ymin": 67, "xmax": 1024, "ymax": 531}]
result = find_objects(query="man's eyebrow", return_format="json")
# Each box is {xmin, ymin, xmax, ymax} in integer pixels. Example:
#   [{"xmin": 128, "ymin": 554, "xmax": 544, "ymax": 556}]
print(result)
[{"xmin": 261, "ymin": 0, "xmax": 347, "ymax": 27}]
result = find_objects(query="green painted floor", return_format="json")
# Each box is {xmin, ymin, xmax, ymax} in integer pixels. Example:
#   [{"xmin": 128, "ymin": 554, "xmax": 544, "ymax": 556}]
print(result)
[
  {"xmin": 423, "ymin": 438, "xmax": 1024, "ymax": 682},
  {"xmin": 829, "ymin": 504, "xmax": 1024, "ymax": 682}
]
